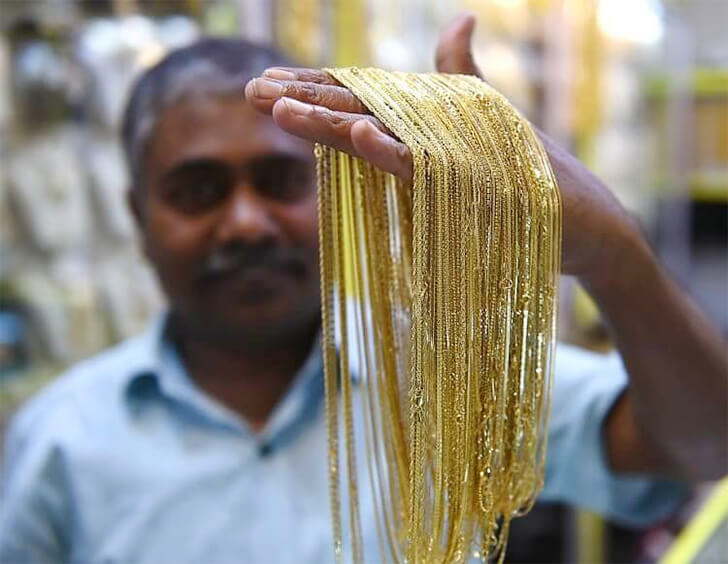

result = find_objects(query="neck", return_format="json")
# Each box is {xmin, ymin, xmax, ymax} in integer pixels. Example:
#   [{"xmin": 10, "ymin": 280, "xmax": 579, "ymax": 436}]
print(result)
[{"xmin": 171, "ymin": 318, "xmax": 319, "ymax": 430}]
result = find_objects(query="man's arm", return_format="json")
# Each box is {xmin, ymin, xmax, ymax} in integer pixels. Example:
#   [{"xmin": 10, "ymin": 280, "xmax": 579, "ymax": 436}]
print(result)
[
  {"xmin": 244, "ymin": 14, "xmax": 728, "ymax": 481},
  {"xmin": 435, "ymin": 15, "xmax": 728, "ymax": 479},
  {"xmin": 541, "ymin": 134, "xmax": 728, "ymax": 480}
]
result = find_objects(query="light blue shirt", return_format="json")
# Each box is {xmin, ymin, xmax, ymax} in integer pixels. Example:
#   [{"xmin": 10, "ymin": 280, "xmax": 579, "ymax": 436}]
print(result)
[{"xmin": 0, "ymin": 315, "xmax": 686, "ymax": 563}]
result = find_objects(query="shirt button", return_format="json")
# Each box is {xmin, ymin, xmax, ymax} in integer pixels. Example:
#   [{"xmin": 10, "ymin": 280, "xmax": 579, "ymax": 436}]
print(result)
[{"xmin": 259, "ymin": 443, "xmax": 273, "ymax": 458}]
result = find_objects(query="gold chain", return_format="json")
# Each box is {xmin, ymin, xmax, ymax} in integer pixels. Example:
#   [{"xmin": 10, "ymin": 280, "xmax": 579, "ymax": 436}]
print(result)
[{"xmin": 317, "ymin": 68, "xmax": 562, "ymax": 564}]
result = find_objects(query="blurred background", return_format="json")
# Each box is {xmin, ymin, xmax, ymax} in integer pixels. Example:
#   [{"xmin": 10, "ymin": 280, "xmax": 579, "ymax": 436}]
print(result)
[{"xmin": 0, "ymin": 0, "xmax": 725, "ymax": 562}]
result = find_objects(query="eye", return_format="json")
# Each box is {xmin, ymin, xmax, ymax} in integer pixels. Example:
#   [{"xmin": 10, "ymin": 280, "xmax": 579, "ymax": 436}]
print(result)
[
  {"xmin": 168, "ymin": 180, "xmax": 228, "ymax": 214},
  {"xmin": 251, "ymin": 157, "xmax": 315, "ymax": 202},
  {"xmin": 164, "ymin": 165, "xmax": 231, "ymax": 214}
]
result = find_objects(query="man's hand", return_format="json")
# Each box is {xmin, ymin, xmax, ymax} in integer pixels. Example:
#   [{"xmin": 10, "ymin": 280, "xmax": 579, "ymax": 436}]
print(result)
[
  {"xmin": 244, "ymin": 61, "xmax": 414, "ymax": 181},
  {"xmin": 245, "ymin": 14, "xmax": 636, "ymax": 282},
  {"xmin": 245, "ymin": 14, "xmax": 728, "ymax": 480}
]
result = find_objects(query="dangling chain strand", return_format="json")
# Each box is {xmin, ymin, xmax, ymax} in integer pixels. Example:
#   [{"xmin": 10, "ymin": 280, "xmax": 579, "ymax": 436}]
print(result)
[{"xmin": 317, "ymin": 69, "xmax": 562, "ymax": 564}]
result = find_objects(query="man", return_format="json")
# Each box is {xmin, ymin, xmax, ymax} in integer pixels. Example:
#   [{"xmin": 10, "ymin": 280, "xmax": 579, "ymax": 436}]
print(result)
[{"xmin": 1, "ymin": 15, "xmax": 725, "ymax": 563}]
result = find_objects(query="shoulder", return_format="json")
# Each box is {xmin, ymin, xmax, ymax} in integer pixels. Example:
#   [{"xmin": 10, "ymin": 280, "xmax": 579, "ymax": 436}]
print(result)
[
  {"xmin": 5, "ymin": 333, "xmax": 153, "ymax": 462},
  {"xmin": 0, "ymin": 335, "xmax": 155, "ymax": 563}
]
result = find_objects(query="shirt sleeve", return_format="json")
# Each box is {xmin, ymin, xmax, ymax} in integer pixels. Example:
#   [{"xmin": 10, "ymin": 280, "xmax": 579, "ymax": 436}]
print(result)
[
  {"xmin": 540, "ymin": 343, "xmax": 689, "ymax": 527},
  {"xmin": 0, "ymin": 407, "xmax": 71, "ymax": 563}
]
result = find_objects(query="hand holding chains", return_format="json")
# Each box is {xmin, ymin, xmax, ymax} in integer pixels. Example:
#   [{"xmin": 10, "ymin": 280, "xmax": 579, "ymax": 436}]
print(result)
[{"xmin": 316, "ymin": 68, "xmax": 562, "ymax": 563}]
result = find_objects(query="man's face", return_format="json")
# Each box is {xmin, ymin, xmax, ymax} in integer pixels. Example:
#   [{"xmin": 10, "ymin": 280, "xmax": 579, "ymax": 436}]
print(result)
[{"xmin": 135, "ymin": 94, "xmax": 320, "ymax": 344}]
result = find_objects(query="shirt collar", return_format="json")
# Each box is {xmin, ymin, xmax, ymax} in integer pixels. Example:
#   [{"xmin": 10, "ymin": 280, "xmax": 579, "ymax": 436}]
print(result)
[
  {"xmin": 123, "ymin": 312, "xmax": 324, "ymax": 450},
  {"xmin": 124, "ymin": 312, "xmax": 170, "ymax": 381}
]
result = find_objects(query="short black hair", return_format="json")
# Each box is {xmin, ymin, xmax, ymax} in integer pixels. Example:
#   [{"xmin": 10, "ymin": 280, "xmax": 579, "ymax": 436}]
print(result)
[{"xmin": 121, "ymin": 37, "xmax": 293, "ymax": 186}]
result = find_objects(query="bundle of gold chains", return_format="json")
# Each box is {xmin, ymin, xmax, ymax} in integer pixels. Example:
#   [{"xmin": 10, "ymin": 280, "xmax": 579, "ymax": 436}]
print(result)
[{"xmin": 316, "ymin": 68, "xmax": 562, "ymax": 564}]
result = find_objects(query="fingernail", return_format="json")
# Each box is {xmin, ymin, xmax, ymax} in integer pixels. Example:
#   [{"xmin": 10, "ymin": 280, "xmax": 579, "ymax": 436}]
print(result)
[
  {"xmin": 359, "ymin": 119, "xmax": 388, "ymax": 141},
  {"xmin": 251, "ymin": 77, "xmax": 284, "ymax": 99},
  {"xmin": 282, "ymin": 97, "xmax": 312, "ymax": 115},
  {"xmin": 366, "ymin": 120, "xmax": 385, "ymax": 137},
  {"xmin": 264, "ymin": 68, "xmax": 296, "ymax": 80}
]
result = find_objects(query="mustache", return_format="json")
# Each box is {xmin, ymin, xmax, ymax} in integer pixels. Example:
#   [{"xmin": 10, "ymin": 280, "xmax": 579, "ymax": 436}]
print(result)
[{"xmin": 197, "ymin": 242, "xmax": 309, "ymax": 282}]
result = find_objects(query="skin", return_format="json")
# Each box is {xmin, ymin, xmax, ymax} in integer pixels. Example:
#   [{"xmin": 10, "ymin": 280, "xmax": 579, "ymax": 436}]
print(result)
[
  {"xmin": 244, "ymin": 14, "xmax": 728, "ymax": 479},
  {"xmin": 131, "ymin": 95, "xmax": 321, "ymax": 428}
]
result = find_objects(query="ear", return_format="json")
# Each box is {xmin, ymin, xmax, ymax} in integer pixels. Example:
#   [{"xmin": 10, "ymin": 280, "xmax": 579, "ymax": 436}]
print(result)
[{"xmin": 127, "ymin": 187, "xmax": 156, "ymax": 262}]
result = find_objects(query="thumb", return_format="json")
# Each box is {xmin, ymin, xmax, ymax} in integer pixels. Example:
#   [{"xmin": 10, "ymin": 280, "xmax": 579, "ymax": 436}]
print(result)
[{"xmin": 435, "ymin": 13, "xmax": 484, "ymax": 79}]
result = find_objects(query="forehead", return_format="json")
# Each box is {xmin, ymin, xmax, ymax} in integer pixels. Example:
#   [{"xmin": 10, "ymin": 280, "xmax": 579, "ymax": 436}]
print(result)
[{"xmin": 146, "ymin": 94, "xmax": 314, "ymax": 177}]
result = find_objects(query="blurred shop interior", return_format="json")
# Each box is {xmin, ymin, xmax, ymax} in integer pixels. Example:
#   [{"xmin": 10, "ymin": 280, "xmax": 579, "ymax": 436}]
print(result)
[{"xmin": 0, "ymin": 0, "xmax": 726, "ymax": 562}]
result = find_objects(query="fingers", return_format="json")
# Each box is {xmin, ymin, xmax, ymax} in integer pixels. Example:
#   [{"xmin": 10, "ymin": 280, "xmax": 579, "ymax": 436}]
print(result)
[
  {"xmin": 435, "ymin": 12, "xmax": 484, "ymax": 79},
  {"xmin": 271, "ymin": 97, "xmax": 380, "ymax": 150},
  {"xmin": 351, "ymin": 120, "xmax": 413, "ymax": 181},
  {"xmin": 271, "ymin": 98, "xmax": 413, "ymax": 181},
  {"xmin": 245, "ymin": 77, "xmax": 370, "ymax": 115},
  {"xmin": 263, "ymin": 67, "xmax": 341, "ymax": 86},
  {"xmin": 247, "ymin": 66, "xmax": 414, "ymax": 180}
]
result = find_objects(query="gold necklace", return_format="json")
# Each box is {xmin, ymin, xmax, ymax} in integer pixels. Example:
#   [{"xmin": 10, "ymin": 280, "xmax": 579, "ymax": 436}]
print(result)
[{"xmin": 317, "ymin": 68, "xmax": 562, "ymax": 564}]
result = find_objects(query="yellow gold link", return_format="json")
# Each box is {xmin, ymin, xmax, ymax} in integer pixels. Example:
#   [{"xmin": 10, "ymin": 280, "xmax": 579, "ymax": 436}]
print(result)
[{"xmin": 317, "ymin": 69, "xmax": 562, "ymax": 563}]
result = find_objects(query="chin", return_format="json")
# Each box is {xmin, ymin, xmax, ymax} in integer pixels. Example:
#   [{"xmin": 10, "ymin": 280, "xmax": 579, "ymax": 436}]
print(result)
[{"xmin": 200, "ymin": 298, "xmax": 320, "ymax": 343}]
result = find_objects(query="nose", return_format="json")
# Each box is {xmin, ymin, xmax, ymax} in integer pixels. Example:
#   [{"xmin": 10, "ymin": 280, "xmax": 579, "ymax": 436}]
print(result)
[{"xmin": 216, "ymin": 183, "xmax": 278, "ymax": 246}]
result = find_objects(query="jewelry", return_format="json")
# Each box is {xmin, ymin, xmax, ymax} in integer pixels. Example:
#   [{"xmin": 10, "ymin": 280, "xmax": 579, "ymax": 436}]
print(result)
[{"xmin": 317, "ymin": 68, "xmax": 562, "ymax": 563}]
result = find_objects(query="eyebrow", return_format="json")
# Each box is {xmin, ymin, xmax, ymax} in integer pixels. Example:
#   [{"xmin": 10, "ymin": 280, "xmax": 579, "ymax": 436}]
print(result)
[
  {"xmin": 162, "ymin": 151, "xmax": 313, "ymax": 180},
  {"xmin": 247, "ymin": 153, "xmax": 314, "ymax": 169},
  {"xmin": 161, "ymin": 157, "xmax": 226, "ymax": 179}
]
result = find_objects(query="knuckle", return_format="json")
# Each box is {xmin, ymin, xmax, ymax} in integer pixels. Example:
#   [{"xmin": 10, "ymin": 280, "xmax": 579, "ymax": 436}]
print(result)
[
  {"xmin": 329, "ymin": 115, "xmax": 352, "ymax": 137},
  {"xmin": 300, "ymin": 69, "xmax": 322, "ymax": 82},
  {"xmin": 321, "ymin": 90, "xmax": 342, "ymax": 110},
  {"xmin": 298, "ymin": 82, "xmax": 322, "ymax": 104},
  {"xmin": 313, "ymin": 105, "xmax": 341, "ymax": 129}
]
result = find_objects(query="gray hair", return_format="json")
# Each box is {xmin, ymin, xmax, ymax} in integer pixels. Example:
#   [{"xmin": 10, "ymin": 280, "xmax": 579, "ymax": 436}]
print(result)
[{"xmin": 121, "ymin": 38, "xmax": 293, "ymax": 187}]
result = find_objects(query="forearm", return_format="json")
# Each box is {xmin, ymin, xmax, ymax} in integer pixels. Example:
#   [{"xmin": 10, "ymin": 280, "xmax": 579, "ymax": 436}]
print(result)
[
  {"xmin": 535, "ymin": 126, "xmax": 728, "ymax": 479},
  {"xmin": 582, "ymin": 225, "xmax": 728, "ymax": 480}
]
